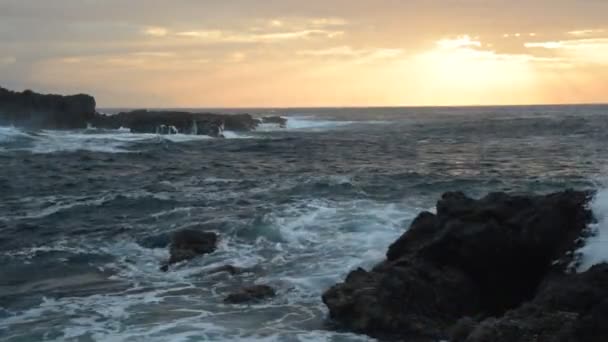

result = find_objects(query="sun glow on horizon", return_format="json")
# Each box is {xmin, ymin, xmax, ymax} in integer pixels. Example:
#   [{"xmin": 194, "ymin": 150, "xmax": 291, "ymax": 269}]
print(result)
[{"xmin": 2, "ymin": 1, "xmax": 607, "ymax": 107}]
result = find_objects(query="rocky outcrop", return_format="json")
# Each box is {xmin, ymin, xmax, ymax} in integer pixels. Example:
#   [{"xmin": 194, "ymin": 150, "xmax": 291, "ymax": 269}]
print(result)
[
  {"xmin": 453, "ymin": 264, "xmax": 608, "ymax": 342},
  {"xmin": 323, "ymin": 190, "xmax": 595, "ymax": 341},
  {"xmin": 0, "ymin": 87, "xmax": 283, "ymax": 136},
  {"xmin": 223, "ymin": 285, "xmax": 276, "ymax": 304},
  {"xmin": 93, "ymin": 110, "xmax": 261, "ymax": 137},
  {"xmin": 0, "ymin": 87, "xmax": 96, "ymax": 129},
  {"xmin": 160, "ymin": 229, "xmax": 218, "ymax": 271}
]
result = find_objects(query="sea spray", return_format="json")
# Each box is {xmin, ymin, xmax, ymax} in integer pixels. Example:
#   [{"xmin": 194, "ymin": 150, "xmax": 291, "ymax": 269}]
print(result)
[{"xmin": 577, "ymin": 188, "xmax": 608, "ymax": 271}]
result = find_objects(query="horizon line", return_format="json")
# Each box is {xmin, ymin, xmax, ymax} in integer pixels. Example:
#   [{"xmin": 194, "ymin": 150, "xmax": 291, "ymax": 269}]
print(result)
[{"xmin": 99, "ymin": 102, "xmax": 608, "ymax": 110}]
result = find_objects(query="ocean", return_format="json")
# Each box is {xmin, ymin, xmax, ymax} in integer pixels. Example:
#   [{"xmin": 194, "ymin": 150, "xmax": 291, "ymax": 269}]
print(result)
[{"xmin": 1, "ymin": 105, "xmax": 608, "ymax": 341}]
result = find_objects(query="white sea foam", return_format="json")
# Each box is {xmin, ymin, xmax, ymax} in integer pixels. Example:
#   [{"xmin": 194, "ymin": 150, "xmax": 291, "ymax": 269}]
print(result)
[
  {"xmin": 3, "ymin": 194, "xmax": 405, "ymax": 341},
  {"xmin": 286, "ymin": 116, "xmax": 355, "ymax": 131},
  {"xmin": 222, "ymin": 130, "xmax": 254, "ymax": 139},
  {"xmin": 0, "ymin": 125, "xmax": 30, "ymax": 142},
  {"xmin": 577, "ymin": 188, "xmax": 608, "ymax": 271},
  {"xmin": 0, "ymin": 126, "xmax": 255, "ymax": 154},
  {"xmin": 29, "ymin": 130, "xmax": 214, "ymax": 153},
  {"xmin": 256, "ymin": 116, "xmax": 389, "ymax": 132}
]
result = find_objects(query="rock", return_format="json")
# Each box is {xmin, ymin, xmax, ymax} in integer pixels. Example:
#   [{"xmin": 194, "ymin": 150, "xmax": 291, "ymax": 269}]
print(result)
[
  {"xmin": 0, "ymin": 86, "xmax": 261, "ymax": 135},
  {"xmin": 261, "ymin": 116, "xmax": 287, "ymax": 127},
  {"xmin": 323, "ymin": 190, "xmax": 593, "ymax": 341},
  {"xmin": 93, "ymin": 110, "xmax": 259, "ymax": 136},
  {"xmin": 223, "ymin": 285, "xmax": 276, "ymax": 304},
  {"xmin": 457, "ymin": 264, "xmax": 608, "ymax": 341},
  {"xmin": 0, "ymin": 87, "xmax": 96, "ymax": 129},
  {"xmin": 167, "ymin": 229, "xmax": 218, "ymax": 266}
]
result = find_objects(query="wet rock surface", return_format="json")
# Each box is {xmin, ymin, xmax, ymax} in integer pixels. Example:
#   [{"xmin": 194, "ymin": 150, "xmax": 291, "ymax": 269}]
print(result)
[
  {"xmin": 164, "ymin": 229, "xmax": 219, "ymax": 268},
  {"xmin": 223, "ymin": 285, "xmax": 276, "ymax": 304},
  {"xmin": 323, "ymin": 190, "xmax": 597, "ymax": 341}
]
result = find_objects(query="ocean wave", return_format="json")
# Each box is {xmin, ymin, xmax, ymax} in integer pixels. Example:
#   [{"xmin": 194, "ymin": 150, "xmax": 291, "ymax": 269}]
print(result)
[
  {"xmin": 0, "ymin": 126, "xmax": 256, "ymax": 154},
  {"xmin": 1, "ymin": 196, "xmax": 409, "ymax": 341},
  {"xmin": 577, "ymin": 188, "xmax": 608, "ymax": 271},
  {"xmin": 256, "ymin": 116, "xmax": 389, "ymax": 132},
  {"xmin": 1, "ymin": 191, "xmax": 173, "ymax": 222},
  {"xmin": 0, "ymin": 126, "xmax": 31, "ymax": 143}
]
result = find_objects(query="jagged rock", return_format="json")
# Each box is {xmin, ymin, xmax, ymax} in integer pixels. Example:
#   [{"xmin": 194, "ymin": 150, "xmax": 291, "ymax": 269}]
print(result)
[
  {"xmin": 455, "ymin": 264, "xmax": 608, "ymax": 342},
  {"xmin": 223, "ymin": 285, "xmax": 276, "ymax": 304},
  {"xmin": 0, "ymin": 87, "xmax": 96, "ymax": 129},
  {"xmin": 0, "ymin": 87, "xmax": 266, "ymax": 135},
  {"xmin": 323, "ymin": 190, "xmax": 593, "ymax": 341},
  {"xmin": 93, "ymin": 110, "xmax": 259, "ymax": 137},
  {"xmin": 164, "ymin": 229, "xmax": 218, "ymax": 268}
]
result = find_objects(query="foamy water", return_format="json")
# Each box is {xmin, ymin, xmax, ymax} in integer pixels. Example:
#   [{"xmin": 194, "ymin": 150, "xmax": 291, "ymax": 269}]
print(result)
[
  {"xmin": 2, "ymin": 105, "xmax": 608, "ymax": 341},
  {"xmin": 577, "ymin": 188, "xmax": 608, "ymax": 271}
]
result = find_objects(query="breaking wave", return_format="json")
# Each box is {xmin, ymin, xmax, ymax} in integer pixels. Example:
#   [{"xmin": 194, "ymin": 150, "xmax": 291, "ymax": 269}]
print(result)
[{"xmin": 577, "ymin": 188, "xmax": 608, "ymax": 271}]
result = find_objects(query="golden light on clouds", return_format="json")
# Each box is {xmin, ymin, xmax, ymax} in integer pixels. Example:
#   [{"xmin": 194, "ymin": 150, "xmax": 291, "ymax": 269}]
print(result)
[{"xmin": 2, "ymin": 1, "xmax": 607, "ymax": 106}]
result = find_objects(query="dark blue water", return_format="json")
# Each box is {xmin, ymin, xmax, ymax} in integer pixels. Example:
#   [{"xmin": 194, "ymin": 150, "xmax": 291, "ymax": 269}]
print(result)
[{"xmin": 1, "ymin": 105, "xmax": 608, "ymax": 341}]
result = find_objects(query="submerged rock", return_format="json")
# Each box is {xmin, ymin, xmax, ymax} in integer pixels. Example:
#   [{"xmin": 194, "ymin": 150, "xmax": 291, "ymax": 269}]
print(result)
[
  {"xmin": 223, "ymin": 285, "xmax": 276, "ymax": 304},
  {"xmin": 323, "ymin": 190, "xmax": 593, "ymax": 341},
  {"xmin": 163, "ymin": 229, "xmax": 218, "ymax": 268}
]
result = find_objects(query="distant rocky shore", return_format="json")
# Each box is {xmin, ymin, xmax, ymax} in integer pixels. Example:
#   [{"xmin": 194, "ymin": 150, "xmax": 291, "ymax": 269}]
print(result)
[
  {"xmin": 0, "ymin": 87, "xmax": 286, "ymax": 137},
  {"xmin": 323, "ymin": 190, "xmax": 608, "ymax": 342}
]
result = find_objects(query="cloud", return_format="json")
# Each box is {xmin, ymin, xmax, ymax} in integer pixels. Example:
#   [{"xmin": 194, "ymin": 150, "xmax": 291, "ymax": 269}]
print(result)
[
  {"xmin": 436, "ymin": 35, "xmax": 481, "ymax": 49},
  {"xmin": 143, "ymin": 26, "xmax": 168, "ymax": 37},
  {"xmin": 228, "ymin": 52, "xmax": 246, "ymax": 62},
  {"xmin": 525, "ymin": 38, "xmax": 608, "ymax": 64},
  {"xmin": 269, "ymin": 20, "xmax": 283, "ymax": 27},
  {"xmin": 298, "ymin": 46, "xmax": 403, "ymax": 63},
  {"xmin": 130, "ymin": 51, "xmax": 176, "ymax": 57},
  {"xmin": 567, "ymin": 29, "xmax": 605, "ymax": 36},
  {"xmin": 176, "ymin": 29, "xmax": 342, "ymax": 43},
  {"xmin": 525, "ymin": 41, "xmax": 563, "ymax": 49},
  {"xmin": 60, "ymin": 57, "xmax": 82, "ymax": 63},
  {"xmin": 0, "ymin": 56, "xmax": 16, "ymax": 66},
  {"xmin": 310, "ymin": 17, "xmax": 348, "ymax": 27}
]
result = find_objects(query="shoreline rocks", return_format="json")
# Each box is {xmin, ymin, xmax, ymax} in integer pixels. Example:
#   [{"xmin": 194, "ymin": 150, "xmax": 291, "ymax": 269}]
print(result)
[
  {"xmin": 0, "ymin": 87, "xmax": 96, "ymax": 129},
  {"xmin": 0, "ymin": 87, "xmax": 286, "ymax": 136},
  {"xmin": 323, "ymin": 190, "xmax": 598, "ymax": 341}
]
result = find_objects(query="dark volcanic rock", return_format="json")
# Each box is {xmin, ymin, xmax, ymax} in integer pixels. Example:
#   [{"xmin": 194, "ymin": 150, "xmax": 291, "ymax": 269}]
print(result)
[
  {"xmin": 166, "ymin": 229, "xmax": 218, "ymax": 266},
  {"xmin": 0, "ymin": 87, "xmax": 96, "ymax": 129},
  {"xmin": 323, "ymin": 190, "xmax": 593, "ymax": 341},
  {"xmin": 455, "ymin": 264, "xmax": 608, "ymax": 342},
  {"xmin": 0, "ymin": 87, "xmax": 263, "ymax": 135},
  {"xmin": 223, "ymin": 285, "xmax": 276, "ymax": 304},
  {"xmin": 94, "ymin": 110, "xmax": 259, "ymax": 136}
]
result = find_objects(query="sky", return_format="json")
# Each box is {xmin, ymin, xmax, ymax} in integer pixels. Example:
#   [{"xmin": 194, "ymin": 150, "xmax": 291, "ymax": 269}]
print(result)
[{"xmin": 1, "ymin": 0, "xmax": 607, "ymax": 107}]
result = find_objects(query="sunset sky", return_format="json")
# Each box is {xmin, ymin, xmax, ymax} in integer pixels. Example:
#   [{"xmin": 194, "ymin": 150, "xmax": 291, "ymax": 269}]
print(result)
[{"xmin": 1, "ymin": 0, "xmax": 607, "ymax": 107}]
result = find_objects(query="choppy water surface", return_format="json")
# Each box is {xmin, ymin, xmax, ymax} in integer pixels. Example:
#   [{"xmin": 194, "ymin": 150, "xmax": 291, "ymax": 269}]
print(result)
[{"xmin": 1, "ymin": 105, "xmax": 608, "ymax": 341}]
